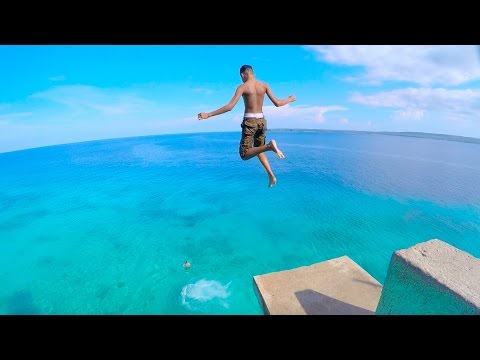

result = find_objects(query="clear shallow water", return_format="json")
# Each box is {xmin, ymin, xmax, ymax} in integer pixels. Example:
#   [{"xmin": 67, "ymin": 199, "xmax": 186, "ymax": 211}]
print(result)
[{"xmin": 0, "ymin": 131, "xmax": 479, "ymax": 315}]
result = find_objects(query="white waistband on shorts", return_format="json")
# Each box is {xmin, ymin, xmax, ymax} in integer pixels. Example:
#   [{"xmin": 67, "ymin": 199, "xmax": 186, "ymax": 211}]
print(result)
[{"xmin": 244, "ymin": 112, "xmax": 264, "ymax": 118}]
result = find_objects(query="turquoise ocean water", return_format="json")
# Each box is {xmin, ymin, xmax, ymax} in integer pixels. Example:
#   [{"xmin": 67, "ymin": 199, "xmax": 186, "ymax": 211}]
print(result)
[{"xmin": 1, "ymin": 130, "xmax": 479, "ymax": 314}]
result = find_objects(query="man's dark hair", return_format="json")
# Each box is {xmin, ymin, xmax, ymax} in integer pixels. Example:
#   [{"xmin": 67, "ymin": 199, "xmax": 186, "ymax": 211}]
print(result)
[{"xmin": 240, "ymin": 65, "xmax": 253, "ymax": 74}]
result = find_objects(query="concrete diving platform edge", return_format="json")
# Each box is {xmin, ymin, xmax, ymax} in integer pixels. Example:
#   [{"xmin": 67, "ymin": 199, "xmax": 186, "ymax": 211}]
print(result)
[{"xmin": 253, "ymin": 255, "xmax": 383, "ymax": 315}]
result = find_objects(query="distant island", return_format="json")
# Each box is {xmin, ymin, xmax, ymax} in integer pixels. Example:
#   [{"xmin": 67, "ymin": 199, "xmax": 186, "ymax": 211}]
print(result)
[{"xmin": 269, "ymin": 129, "xmax": 480, "ymax": 145}]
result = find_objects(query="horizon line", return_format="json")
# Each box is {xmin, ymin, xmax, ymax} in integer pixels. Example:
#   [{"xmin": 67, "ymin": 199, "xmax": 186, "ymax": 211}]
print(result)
[{"xmin": 1, "ymin": 128, "xmax": 479, "ymax": 155}]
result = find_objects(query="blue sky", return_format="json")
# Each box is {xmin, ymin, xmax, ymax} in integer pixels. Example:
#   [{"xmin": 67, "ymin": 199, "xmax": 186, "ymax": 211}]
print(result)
[{"xmin": 1, "ymin": 45, "xmax": 479, "ymax": 153}]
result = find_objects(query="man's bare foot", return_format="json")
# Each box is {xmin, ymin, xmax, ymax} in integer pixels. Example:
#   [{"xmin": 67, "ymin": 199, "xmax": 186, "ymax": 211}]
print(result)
[
  {"xmin": 269, "ymin": 175, "xmax": 277, "ymax": 188},
  {"xmin": 268, "ymin": 140, "xmax": 285, "ymax": 159}
]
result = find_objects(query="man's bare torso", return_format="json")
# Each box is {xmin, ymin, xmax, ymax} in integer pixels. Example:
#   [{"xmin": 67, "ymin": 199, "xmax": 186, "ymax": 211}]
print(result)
[{"xmin": 241, "ymin": 79, "xmax": 267, "ymax": 114}]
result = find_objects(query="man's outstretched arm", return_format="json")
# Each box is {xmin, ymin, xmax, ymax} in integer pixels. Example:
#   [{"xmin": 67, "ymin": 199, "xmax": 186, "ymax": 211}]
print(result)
[
  {"xmin": 265, "ymin": 84, "xmax": 296, "ymax": 107},
  {"xmin": 198, "ymin": 86, "xmax": 244, "ymax": 120}
]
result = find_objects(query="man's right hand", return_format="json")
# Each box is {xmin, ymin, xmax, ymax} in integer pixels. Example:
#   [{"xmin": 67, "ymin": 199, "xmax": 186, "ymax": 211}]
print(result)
[{"xmin": 198, "ymin": 112, "xmax": 209, "ymax": 120}]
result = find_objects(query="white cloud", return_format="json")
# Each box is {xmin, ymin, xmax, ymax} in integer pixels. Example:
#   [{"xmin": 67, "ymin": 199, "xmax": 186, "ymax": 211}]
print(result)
[
  {"xmin": 393, "ymin": 109, "xmax": 425, "ymax": 121},
  {"xmin": 339, "ymin": 118, "xmax": 349, "ymax": 125},
  {"xmin": 226, "ymin": 104, "xmax": 348, "ymax": 129},
  {"xmin": 0, "ymin": 85, "xmax": 201, "ymax": 153},
  {"xmin": 350, "ymin": 87, "xmax": 480, "ymax": 122},
  {"xmin": 49, "ymin": 75, "xmax": 65, "ymax": 82},
  {"xmin": 30, "ymin": 85, "xmax": 155, "ymax": 116},
  {"xmin": 191, "ymin": 87, "xmax": 214, "ymax": 95},
  {"xmin": 304, "ymin": 45, "xmax": 480, "ymax": 86},
  {"xmin": 0, "ymin": 112, "xmax": 33, "ymax": 121},
  {"xmin": 0, "ymin": 82, "xmax": 350, "ymax": 153},
  {"xmin": 263, "ymin": 104, "xmax": 347, "ymax": 124}
]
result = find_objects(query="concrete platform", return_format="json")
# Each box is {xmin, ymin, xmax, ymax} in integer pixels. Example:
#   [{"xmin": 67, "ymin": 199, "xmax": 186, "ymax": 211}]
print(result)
[
  {"xmin": 376, "ymin": 239, "xmax": 480, "ymax": 315},
  {"xmin": 253, "ymin": 256, "xmax": 383, "ymax": 315}
]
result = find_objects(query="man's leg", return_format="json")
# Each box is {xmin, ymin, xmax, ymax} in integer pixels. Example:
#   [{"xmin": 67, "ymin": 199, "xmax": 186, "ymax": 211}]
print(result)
[
  {"xmin": 257, "ymin": 152, "xmax": 277, "ymax": 187},
  {"xmin": 241, "ymin": 140, "xmax": 285, "ymax": 160},
  {"xmin": 243, "ymin": 140, "xmax": 285, "ymax": 188},
  {"xmin": 238, "ymin": 119, "xmax": 285, "ymax": 187}
]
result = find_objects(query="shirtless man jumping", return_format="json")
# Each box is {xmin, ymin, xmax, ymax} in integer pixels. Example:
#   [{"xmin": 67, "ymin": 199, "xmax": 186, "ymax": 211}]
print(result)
[{"xmin": 198, "ymin": 65, "xmax": 296, "ymax": 187}]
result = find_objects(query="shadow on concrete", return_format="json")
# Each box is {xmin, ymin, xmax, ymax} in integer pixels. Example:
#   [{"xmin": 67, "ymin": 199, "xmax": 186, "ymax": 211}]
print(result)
[{"xmin": 295, "ymin": 289, "xmax": 374, "ymax": 315}]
